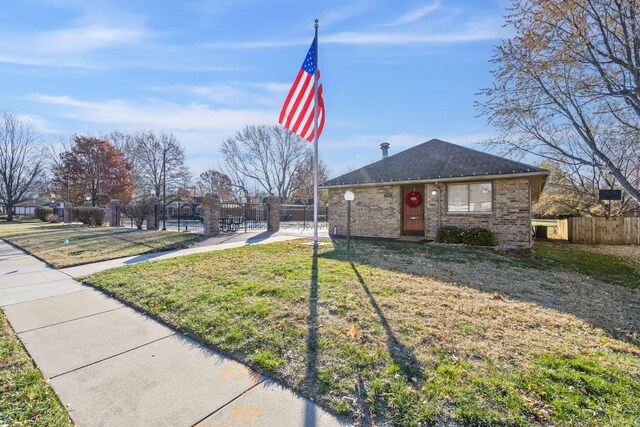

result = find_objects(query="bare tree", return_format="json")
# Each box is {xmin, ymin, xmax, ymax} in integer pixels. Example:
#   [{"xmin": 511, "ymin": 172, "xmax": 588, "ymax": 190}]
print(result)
[
  {"xmin": 123, "ymin": 199, "xmax": 150, "ymax": 230},
  {"xmin": 196, "ymin": 169, "xmax": 234, "ymax": 201},
  {"xmin": 479, "ymin": 0, "xmax": 640, "ymax": 204},
  {"xmin": 220, "ymin": 125, "xmax": 310, "ymax": 202},
  {"xmin": 128, "ymin": 131, "xmax": 191, "ymax": 199},
  {"xmin": 289, "ymin": 151, "xmax": 330, "ymax": 203},
  {"xmin": 105, "ymin": 131, "xmax": 138, "ymax": 178},
  {"xmin": 0, "ymin": 113, "xmax": 46, "ymax": 221}
]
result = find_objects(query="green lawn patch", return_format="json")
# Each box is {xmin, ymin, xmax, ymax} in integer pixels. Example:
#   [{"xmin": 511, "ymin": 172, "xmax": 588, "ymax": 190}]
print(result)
[
  {"xmin": 0, "ymin": 310, "xmax": 71, "ymax": 426},
  {"xmin": 0, "ymin": 221, "xmax": 204, "ymax": 268},
  {"xmin": 82, "ymin": 239, "xmax": 640, "ymax": 426},
  {"xmin": 533, "ymin": 241, "xmax": 640, "ymax": 288}
]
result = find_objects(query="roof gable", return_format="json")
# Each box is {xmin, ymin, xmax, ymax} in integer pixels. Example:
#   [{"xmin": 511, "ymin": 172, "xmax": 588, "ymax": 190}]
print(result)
[{"xmin": 321, "ymin": 139, "xmax": 547, "ymax": 187}]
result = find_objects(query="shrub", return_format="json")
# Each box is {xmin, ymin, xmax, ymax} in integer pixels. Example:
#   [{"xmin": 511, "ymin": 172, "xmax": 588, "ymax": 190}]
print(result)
[
  {"xmin": 462, "ymin": 227, "xmax": 496, "ymax": 246},
  {"xmin": 123, "ymin": 201, "xmax": 149, "ymax": 230},
  {"xmin": 436, "ymin": 226, "xmax": 497, "ymax": 246},
  {"xmin": 45, "ymin": 213, "xmax": 62, "ymax": 223},
  {"xmin": 34, "ymin": 207, "xmax": 54, "ymax": 221},
  {"xmin": 436, "ymin": 226, "xmax": 465, "ymax": 244},
  {"xmin": 71, "ymin": 207, "xmax": 105, "ymax": 226}
]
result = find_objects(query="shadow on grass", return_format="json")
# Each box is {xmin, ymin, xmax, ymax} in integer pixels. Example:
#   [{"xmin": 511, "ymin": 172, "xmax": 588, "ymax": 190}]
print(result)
[
  {"xmin": 309, "ymin": 243, "xmax": 421, "ymax": 425},
  {"xmin": 350, "ymin": 262, "xmax": 422, "ymax": 378},
  {"xmin": 326, "ymin": 237, "xmax": 640, "ymax": 348},
  {"xmin": 304, "ymin": 244, "xmax": 318, "ymax": 427}
]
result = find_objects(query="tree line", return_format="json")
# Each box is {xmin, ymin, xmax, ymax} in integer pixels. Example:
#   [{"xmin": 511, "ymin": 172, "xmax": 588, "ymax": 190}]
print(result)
[{"xmin": 0, "ymin": 116, "xmax": 328, "ymax": 221}]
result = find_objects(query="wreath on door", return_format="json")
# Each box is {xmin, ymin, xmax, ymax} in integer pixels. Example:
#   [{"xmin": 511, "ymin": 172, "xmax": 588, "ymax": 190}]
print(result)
[{"xmin": 405, "ymin": 191, "xmax": 422, "ymax": 207}]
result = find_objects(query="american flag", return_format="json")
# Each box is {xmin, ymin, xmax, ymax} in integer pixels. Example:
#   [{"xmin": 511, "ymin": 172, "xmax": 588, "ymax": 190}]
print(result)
[{"xmin": 279, "ymin": 36, "xmax": 325, "ymax": 142}]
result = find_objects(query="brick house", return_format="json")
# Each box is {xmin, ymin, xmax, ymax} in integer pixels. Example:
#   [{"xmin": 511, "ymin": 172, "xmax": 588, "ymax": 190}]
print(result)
[{"xmin": 321, "ymin": 139, "xmax": 549, "ymax": 247}]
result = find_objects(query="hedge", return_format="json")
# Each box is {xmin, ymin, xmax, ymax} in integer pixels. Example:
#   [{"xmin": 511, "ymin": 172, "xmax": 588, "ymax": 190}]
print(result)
[
  {"xmin": 71, "ymin": 207, "xmax": 105, "ymax": 226},
  {"xmin": 462, "ymin": 227, "xmax": 496, "ymax": 246},
  {"xmin": 34, "ymin": 207, "xmax": 54, "ymax": 222},
  {"xmin": 435, "ymin": 225, "xmax": 496, "ymax": 246},
  {"xmin": 435, "ymin": 226, "xmax": 465, "ymax": 244}
]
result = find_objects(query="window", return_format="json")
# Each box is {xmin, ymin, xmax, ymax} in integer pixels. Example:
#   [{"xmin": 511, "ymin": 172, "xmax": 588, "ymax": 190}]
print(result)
[{"xmin": 447, "ymin": 182, "xmax": 492, "ymax": 213}]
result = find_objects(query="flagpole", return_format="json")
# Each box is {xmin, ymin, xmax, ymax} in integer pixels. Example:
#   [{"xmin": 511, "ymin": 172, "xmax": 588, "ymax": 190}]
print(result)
[{"xmin": 312, "ymin": 18, "xmax": 319, "ymax": 245}]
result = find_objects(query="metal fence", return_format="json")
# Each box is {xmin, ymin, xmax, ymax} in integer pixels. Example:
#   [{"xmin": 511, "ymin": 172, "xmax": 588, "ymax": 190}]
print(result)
[
  {"xmin": 119, "ymin": 202, "xmax": 271, "ymax": 234},
  {"xmin": 220, "ymin": 203, "xmax": 268, "ymax": 232},
  {"xmin": 280, "ymin": 204, "xmax": 328, "ymax": 229},
  {"xmin": 165, "ymin": 202, "xmax": 204, "ymax": 233}
]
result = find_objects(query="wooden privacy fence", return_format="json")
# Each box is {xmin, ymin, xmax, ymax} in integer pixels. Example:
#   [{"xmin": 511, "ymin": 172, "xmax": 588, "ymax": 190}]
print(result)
[{"xmin": 554, "ymin": 217, "xmax": 640, "ymax": 244}]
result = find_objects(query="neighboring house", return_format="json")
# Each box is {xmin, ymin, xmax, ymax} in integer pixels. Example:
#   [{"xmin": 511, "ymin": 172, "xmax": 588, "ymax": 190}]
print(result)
[
  {"xmin": 0, "ymin": 200, "xmax": 57, "ymax": 216},
  {"xmin": 321, "ymin": 139, "xmax": 549, "ymax": 247},
  {"xmin": 165, "ymin": 197, "xmax": 204, "ymax": 217}
]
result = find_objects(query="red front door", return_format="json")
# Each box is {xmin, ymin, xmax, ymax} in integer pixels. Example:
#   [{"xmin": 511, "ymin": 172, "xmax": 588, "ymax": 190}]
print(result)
[{"xmin": 403, "ymin": 187, "xmax": 425, "ymax": 235}]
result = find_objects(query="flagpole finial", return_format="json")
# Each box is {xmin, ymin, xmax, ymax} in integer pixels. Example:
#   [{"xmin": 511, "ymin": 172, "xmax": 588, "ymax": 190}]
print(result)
[{"xmin": 315, "ymin": 18, "xmax": 318, "ymax": 28}]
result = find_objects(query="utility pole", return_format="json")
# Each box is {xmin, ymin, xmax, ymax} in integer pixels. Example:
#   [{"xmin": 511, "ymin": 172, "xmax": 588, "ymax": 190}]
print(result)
[
  {"xmin": 97, "ymin": 168, "xmax": 100, "ymax": 207},
  {"xmin": 162, "ymin": 148, "xmax": 167, "ymax": 231}
]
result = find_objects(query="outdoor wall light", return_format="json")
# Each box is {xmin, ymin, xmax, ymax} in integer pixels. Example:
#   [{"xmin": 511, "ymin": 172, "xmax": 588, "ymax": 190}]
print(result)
[
  {"xmin": 431, "ymin": 190, "xmax": 437, "ymax": 196},
  {"xmin": 344, "ymin": 191, "xmax": 355, "ymax": 201}
]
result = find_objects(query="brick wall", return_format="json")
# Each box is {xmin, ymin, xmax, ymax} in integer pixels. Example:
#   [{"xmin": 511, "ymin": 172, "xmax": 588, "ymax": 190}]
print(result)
[
  {"xmin": 328, "ymin": 185, "xmax": 401, "ymax": 239},
  {"xmin": 328, "ymin": 177, "xmax": 532, "ymax": 247},
  {"xmin": 425, "ymin": 178, "xmax": 531, "ymax": 247}
]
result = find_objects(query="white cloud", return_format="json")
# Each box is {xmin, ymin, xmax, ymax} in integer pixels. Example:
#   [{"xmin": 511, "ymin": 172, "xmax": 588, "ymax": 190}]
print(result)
[
  {"xmin": 320, "ymin": 1, "xmax": 374, "ymax": 27},
  {"xmin": 323, "ymin": 27, "xmax": 500, "ymax": 45},
  {"xmin": 382, "ymin": 1, "xmax": 441, "ymax": 27},
  {"xmin": 36, "ymin": 26, "xmax": 151, "ymax": 53},
  {"xmin": 152, "ymin": 82, "xmax": 290, "ymax": 107},
  {"xmin": 25, "ymin": 93, "xmax": 277, "ymax": 133},
  {"xmin": 0, "ymin": 24, "xmax": 153, "ymax": 69},
  {"xmin": 15, "ymin": 113, "xmax": 64, "ymax": 136},
  {"xmin": 205, "ymin": 16, "xmax": 505, "ymax": 49}
]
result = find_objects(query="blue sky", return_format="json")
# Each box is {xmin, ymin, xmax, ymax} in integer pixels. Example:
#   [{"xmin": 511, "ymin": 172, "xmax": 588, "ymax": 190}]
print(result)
[{"xmin": 0, "ymin": 0, "xmax": 511, "ymax": 177}]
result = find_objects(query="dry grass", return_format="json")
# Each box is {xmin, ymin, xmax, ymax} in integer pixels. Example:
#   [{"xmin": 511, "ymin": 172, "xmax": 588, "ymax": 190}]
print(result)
[
  {"xmin": 0, "ymin": 221, "xmax": 203, "ymax": 268},
  {"xmin": 359, "ymin": 241, "xmax": 640, "ymax": 346},
  {"xmin": 83, "ymin": 239, "xmax": 640, "ymax": 426}
]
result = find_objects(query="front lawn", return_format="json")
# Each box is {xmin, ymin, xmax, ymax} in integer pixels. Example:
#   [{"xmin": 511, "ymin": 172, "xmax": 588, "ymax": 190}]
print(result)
[
  {"xmin": 0, "ymin": 310, "xmax": 71, "ymax": 426},
  {"xmin": 533, "ymin": 240, "xmax": 640, "ymax": 288},
  {"xmin": 0, "ymin": 222, "xmax": 204, "ymax": 268},
  {"xmin": 82, "ymin": 239, "xmax": 640, "ymax": 426}
]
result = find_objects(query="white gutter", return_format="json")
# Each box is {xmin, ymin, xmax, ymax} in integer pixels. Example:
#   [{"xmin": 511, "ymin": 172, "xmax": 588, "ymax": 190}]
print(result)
[{"xmin": 320, "ymin": 170, "xmax": 550, "ymax": 189}]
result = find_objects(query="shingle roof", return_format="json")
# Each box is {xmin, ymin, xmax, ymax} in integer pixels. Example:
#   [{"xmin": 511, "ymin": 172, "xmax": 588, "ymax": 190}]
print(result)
[{"xmin": 321, "ymin": 138, "xmax": 548, "ymax": 187}]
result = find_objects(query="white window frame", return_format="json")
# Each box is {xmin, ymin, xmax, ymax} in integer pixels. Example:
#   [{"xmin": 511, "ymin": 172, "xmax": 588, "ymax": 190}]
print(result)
[{"xmin": 446, "ymin": 182, "xmax": 493, "ymax": 214}]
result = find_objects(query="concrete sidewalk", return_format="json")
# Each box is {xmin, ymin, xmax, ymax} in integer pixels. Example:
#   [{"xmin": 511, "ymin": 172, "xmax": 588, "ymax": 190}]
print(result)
[
  {"xmin": 0, "ymin": 240, "xmax": 346, "ymax": 427},
  {"xmin": 62, "ymin": 229, "xmax": 330, "ymax": 277}
]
